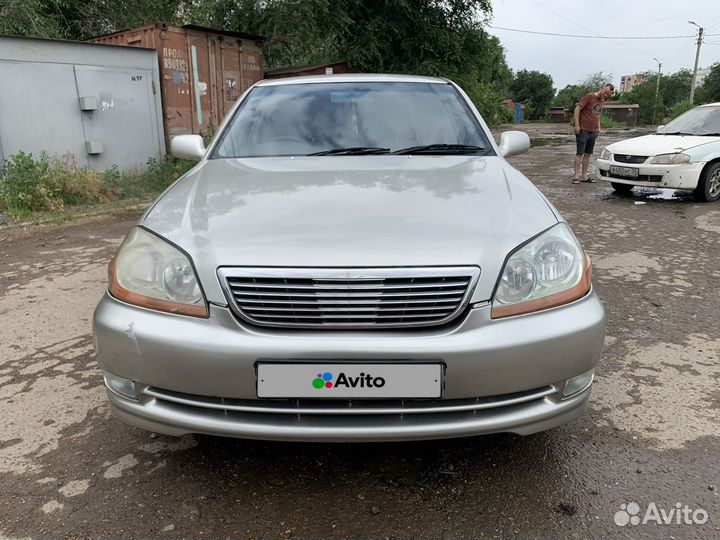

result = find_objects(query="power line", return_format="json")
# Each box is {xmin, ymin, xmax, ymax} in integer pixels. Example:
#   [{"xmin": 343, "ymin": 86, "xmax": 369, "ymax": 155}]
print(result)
[
  {"xmin": 511, "ymin": 0, "xmax": 686, "ymax": 68},
  {"xmin": 705, "ymin": 15, "xmax": 720, "ymax": 30},
  {"xmin": 488, "ymin": 25, "xmax": 720, "ymax": 40}
]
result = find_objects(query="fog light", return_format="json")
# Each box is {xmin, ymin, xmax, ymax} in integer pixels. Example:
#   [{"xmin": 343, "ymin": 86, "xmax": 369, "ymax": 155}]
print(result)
[
  {"xmin": 563, "ymin": 368, "xmax": 595, "ymax": 398},
  {"xmin": 103, "ymin": 372, "xmax": 138, "ymax": 400}
]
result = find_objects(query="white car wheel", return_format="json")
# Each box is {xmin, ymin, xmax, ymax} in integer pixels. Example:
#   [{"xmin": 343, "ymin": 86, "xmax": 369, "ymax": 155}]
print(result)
[{"xmin": 695, "ymin": 163, "xmax": 720, "ymax": 203}]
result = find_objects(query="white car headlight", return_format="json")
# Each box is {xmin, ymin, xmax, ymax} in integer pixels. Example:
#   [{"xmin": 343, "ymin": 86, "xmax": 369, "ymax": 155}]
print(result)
[
  {"xmin": 650, "ymin": 153, "xmax": 690, "ymax": 165},
  {"xmin": 108, "ymin": 227, "xmax": 208, "ymax": 318},
  {"xmin": 599, "ymin": 148, "xmax": 612, "ymax": 160},
  {"xmin": 492, "ymin": 223, "xmax": 591, "ymax": 318}
]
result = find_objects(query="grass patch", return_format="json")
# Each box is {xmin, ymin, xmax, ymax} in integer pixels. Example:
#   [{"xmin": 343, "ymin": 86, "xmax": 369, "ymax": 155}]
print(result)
[
  {"xmin": 0, "ymin": 152, "xmax": 194, "ymax": 221},
  {"xmin": 600, "ymin": 113, "xmax": 628, "ymax": 129}
]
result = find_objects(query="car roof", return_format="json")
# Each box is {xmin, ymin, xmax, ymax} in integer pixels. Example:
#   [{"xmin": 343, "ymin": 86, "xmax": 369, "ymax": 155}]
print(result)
[
  {"xmin": 699, "ymin": 102, "xmax": 720, "ymax": 107},
  {"xmin": 255, "ymin": 73, "xmax": 449, "ymax": 87}
]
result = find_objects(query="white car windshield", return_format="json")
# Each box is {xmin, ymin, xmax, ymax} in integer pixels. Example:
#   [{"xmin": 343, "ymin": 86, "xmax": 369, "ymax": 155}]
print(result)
[
  {"xmin": 657, "ymin": 105, "xmax": 720, "ymax": 136},
  {"xmin": 212, "ymin": 82, "xmax": 490, "ymax": 158}
]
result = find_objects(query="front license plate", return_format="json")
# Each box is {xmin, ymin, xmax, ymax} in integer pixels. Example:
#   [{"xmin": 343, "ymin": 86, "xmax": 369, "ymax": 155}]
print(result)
[
  {"xmin": 610, "ymin": 165, "xmax": 639, "ymax": 178},
  {"xmin": 257, "ymin": 363, "xmax": 443, "ymax": 399}
]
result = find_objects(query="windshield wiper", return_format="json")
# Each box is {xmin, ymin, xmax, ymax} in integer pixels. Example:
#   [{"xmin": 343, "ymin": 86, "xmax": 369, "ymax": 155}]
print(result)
[
  {"xmin": 392, "ymin": 143, "xmax": 486, "ymax": 155},
  {"xmin": 660, "ymin": 131, "xmax": 694, "ymax": 136},
  {"xmin": 308, "ymin": 146, "xmax": 391, "ymax": 156},
  {"xmin": 699, "ymin": 132, "xmax": 720, "ymax": 136}
]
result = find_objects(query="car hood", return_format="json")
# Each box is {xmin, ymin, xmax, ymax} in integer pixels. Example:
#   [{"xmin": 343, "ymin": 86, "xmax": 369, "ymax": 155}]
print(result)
[
  {"xmin": 142, "ymin": 156, "xmax": 559, "ymax": 304},
  {"xmin": 606, "ymin": 134, "xmax": 720, "ymax": 155}
]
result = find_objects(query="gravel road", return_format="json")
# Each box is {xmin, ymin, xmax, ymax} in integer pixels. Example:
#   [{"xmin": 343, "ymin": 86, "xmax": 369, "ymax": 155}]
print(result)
[{"xmin": 0, "ymin": 124, "xmax": 718, "ymax": 539}]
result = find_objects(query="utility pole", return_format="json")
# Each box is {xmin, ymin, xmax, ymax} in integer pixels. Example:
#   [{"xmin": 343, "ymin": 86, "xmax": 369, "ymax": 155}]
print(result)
[
  {"xmin": 689, "ymin": 21, "xmax": 704, "ymax": 104},
  {"xmin": 652, "ymin": 58, "xmax": 662, "ymax": 125}
]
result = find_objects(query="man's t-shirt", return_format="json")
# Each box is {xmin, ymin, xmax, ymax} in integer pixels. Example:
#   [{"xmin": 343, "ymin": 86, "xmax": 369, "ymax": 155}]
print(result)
[{"xmin": 577, "ymin": 92, "xmax": 603, "ymax": 132}]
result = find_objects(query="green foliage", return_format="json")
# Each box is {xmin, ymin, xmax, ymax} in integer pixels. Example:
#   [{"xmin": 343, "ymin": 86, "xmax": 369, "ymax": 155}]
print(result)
[
  {"xmin": 455, "ymin": 78, "xmax": 514, "ymax": 124},
  {"xmin": 661, "ymin": 69, "xmax": 693, "ymax": 106},
  {"xmin": 696, "ymin": 63, "xmax": 720, "ymax": 104},
  {"xmin": 0, "ymin": 0, "xmax": 64, "ymax": 38},
  {"xmin": 600, "ymin": 113, "xmax": 625, "ymax": 129},
  {"xmin": 553, "ymin": 84, "xmax": 589, "ymax": 110},
  {"xmin": 669, "ymin": 100, "xmax": 693, "ymax": 121},
  {"xmin": 496, "ymin": 104, "xmax": 515, "ymax": 125},
  {"xmin": 620, "ymin": 69, "xmax": 696, "ymax": 124},
  {"xmin": 579, "ymin": 71, "xmax": 614, "ymax": 91},
  {"xmin": 553, "ymin": 71, "xmax": 615, "ymax": 111},
  {"xmin": 0, "ymin": 0, "xmax": 184, "ymax": 40},
  {"xmin": 619, "ymin": 75, "xmax": 661, "ymax": 124},
  {"xmin": 509, "ymin": 70, "xmax": 555, "ymax": 120},
  {"xmin": 0, "ymin": 152, "xmax": 193, "ymax": 217}
]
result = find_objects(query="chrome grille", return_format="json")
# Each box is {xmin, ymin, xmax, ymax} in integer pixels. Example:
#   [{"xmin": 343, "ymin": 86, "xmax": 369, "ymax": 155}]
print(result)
[
  {"xmin": 614, "ymin": 154, "xmax": 648, "ymax": 164},
  {"xmin": 144, "ymin": 385, "xmax": 555, "ymax": 415},
  {"xmin": 218, "ymin": 267, "xmax": 480, "ymax": 329}
]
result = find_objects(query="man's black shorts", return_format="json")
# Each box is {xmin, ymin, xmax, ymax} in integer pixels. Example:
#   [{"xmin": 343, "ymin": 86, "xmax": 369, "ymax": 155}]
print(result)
[{"xmin": 576, "ymin": 130, "xmax": 598, "ymax": 155}]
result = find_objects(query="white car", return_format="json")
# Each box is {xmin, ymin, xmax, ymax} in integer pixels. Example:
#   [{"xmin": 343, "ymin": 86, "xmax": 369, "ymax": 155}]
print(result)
[{"xmin": 596, "ymin": 103, "xmax": 720, "ymax": 202}]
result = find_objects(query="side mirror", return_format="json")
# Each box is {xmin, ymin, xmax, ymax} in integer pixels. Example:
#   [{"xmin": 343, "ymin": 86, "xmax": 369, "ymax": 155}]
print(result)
[
  {"xmin": 498, "ymin": 131, "xmax": 530, "ymax": 158},
  {"xmin": 656, "ymin": 125, "xmax": 665, "ymax": 132},
  {"xmin": 170, "ymin": 135, "xmax": 206, "ymax": 161}
]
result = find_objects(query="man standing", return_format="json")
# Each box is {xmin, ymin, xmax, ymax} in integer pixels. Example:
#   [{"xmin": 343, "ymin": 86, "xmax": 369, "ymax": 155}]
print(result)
[{"xmin": 573, "ymin": 83, "xmax": 614, "ymax": 183}]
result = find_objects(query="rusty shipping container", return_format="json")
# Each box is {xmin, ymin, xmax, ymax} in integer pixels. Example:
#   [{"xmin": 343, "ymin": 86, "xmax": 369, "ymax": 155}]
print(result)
[{"xmin": 91, "ymin": 23, "xmax": 264, "ymax": 143}]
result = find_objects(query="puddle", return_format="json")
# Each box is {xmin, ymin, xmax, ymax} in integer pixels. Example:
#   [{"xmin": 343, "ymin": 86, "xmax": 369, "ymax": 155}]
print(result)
[
  {"xmin": 530, "ymin": 137, "xmax": 568, "ymax": 147},
  {"xmin": 600, "ymin": 187, "xmax": 694, "ymax": 203},
  {"xmin": 646, "ymin": 189, "xmax": 684, "ymax": 200}
]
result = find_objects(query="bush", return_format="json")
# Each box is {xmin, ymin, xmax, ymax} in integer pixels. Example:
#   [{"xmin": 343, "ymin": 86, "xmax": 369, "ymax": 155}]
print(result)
[
  {"xmin": 0, "ymin": 152, "xmax": 194, "ymax": 217},
  {"xmin": 454, "ymin": 78, "xmax": 513, "ymax": 126},
  {"xmin": 0, "ymin": 152, "xmax": 111, "ymax": 212},
  {"xmin": 600, "ymin": 113, "xmax": 626, "ymax": 129},
  {"xmin": 667, "ymin": 100, "xmax": 693, "ymax": 122}
]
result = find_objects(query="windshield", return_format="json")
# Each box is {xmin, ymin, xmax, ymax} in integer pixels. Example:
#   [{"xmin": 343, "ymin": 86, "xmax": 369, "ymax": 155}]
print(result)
[
  {"xmin": 212, "ymin": 82, "xmax": 491, "ymax": 158},
  {"xmin": 657, "ymin": 106, "xmax": 720, "ymax": 136}
]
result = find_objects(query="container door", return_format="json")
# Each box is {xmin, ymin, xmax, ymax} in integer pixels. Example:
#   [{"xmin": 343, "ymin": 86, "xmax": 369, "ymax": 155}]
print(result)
[
  {"xmin": 74, "ymin": 65, "xmax": 163, "ymax": 171},
  {"xmin": 187, "ymin": 33, "xmax": 214, "ymax": 134},
  {"xmin": 0, "ymin": 61, "xmax": 89, "ymax": 166},
  {"xmin": 159, "ymin": 30, "xmax": 193, "ymax": 139},
  {"xmin": 241, "ymin": 47, "xmax": 263, "ymax": 91},
  {"xmin": 219, "ymin": 42, "xmax": 242, "ymax": 118}
]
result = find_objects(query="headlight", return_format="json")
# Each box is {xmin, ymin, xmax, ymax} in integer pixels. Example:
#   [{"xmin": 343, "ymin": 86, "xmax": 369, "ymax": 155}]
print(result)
[
  {"xmin": 108, "ymin": 227, "xmax": 208, "ymax": 317},
  {"xmin": 649, "ymin": 153, "xmax": 690, "ymax": 165},
  {"xmin": 599, "ymin": 148, "xmax": 612, "ymax": 160},
  {"xmin": 492, "ymin": 223, "xmax": 591, "ymax": 318}
]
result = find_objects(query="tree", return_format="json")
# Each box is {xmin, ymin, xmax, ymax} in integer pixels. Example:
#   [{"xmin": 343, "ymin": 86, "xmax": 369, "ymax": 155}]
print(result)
[
  {"xmin": 0, "ymin": 0, "xmax": 185, "ymax": 40},
  {"xmin": 620, "ymin": 69, "xmax": 695, "ymax": 124},
  {"xmin": 509, "ymin": 70, "xmax": 555, "ymax": 119},
  {"xmin": 620, "ymin": 76, "xmax": 661, "ymax": 124},
  {"xmin": 578, "ymin": 71, "xmax": 614, "ymax": 92},
  {"xmin": 662, "ymin": 69, "xmax": 693, "ymax": 105},
  {"xmin": 553, "ymin": 84, "xmax": 588, "ymax": 110},
  {"xmin": 552, "ymin": 71, "xmax": 615, "ymax": 111},
  {"xmin": 696, "ymin": 63, "xmax": 720, "ymax": 104}
]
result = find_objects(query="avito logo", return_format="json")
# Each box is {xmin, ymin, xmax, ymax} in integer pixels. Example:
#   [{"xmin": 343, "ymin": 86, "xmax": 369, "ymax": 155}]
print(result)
[{"xmin": 312, "ymin": 371, "xmax": 386, "ymax": 389}]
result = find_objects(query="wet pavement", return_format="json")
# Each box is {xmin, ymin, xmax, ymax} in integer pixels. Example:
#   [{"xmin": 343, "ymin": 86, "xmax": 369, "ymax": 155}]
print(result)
[{"xmin": 0, "ymin": 124, "xmax": 719, "ymax": 539}]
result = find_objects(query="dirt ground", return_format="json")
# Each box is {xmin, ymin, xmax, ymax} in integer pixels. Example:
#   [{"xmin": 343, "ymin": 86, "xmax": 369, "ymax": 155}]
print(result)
[{"xmin": 0, "ymin": 123, "xmax": 718, "ymax": 539}]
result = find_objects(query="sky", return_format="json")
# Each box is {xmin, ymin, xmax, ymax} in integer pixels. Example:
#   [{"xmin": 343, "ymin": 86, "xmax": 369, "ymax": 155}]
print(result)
[{"xmin": 488, "ymin": 0, "xmax": 720, "ymax": 90}]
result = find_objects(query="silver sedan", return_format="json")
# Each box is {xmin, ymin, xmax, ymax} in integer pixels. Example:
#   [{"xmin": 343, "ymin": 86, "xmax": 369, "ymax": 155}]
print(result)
[{"xmin": 93, "ymin": 74, "xmax": 605, "ymax": 441}]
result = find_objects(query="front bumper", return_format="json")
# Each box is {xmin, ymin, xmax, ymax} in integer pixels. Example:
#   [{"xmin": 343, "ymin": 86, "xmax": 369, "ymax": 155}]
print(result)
[
  {"xmin": 93, "ymin": 291, "xmax": 605, "ymax": 441},
  {"xmin": 596, "ymin": 158, "xmax": 704, "ymax": 189}
]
